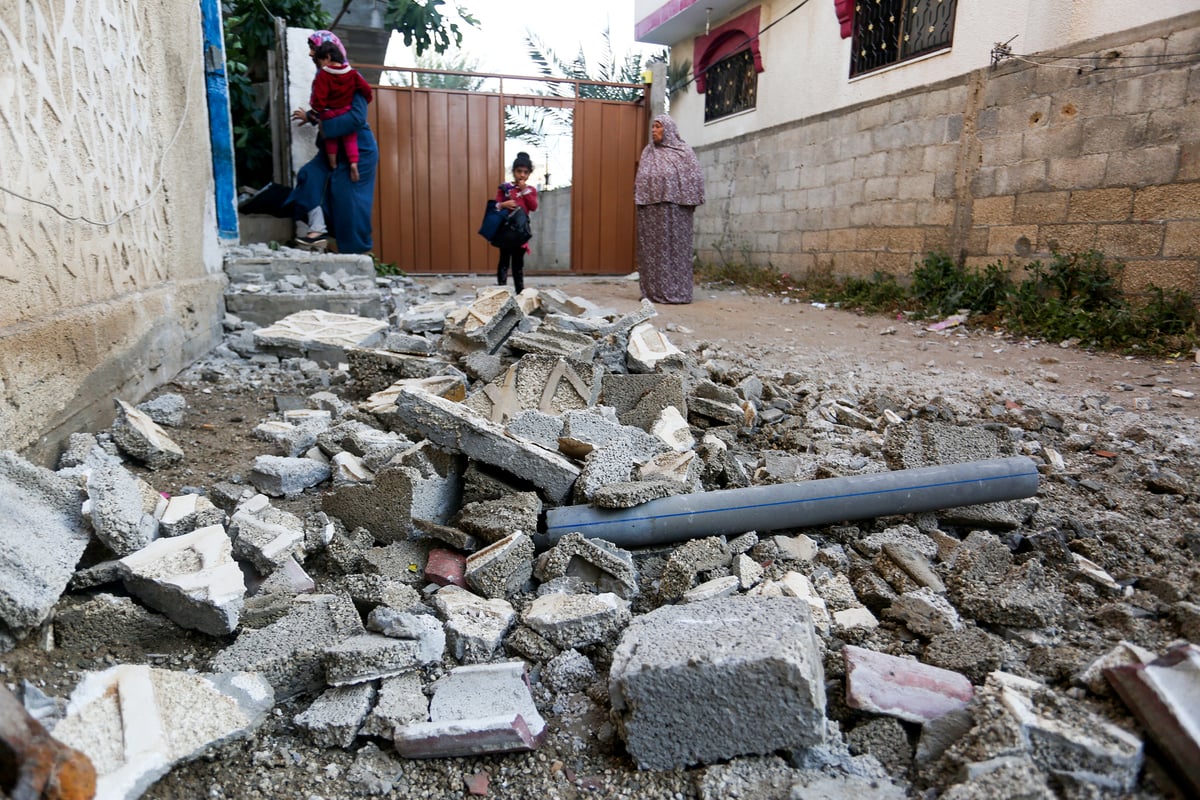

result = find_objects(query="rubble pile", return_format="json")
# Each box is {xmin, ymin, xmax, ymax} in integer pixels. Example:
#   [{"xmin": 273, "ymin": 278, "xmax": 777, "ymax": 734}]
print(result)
[{"xmin": 2, "ymin": 272, "xmax": 1199, "ymax": 800}]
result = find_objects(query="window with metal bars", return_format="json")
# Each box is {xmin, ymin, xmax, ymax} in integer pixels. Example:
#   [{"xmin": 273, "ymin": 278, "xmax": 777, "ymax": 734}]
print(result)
[
  {"xmin": 850, "ymin": 0, "xmax": 957, "ymax": 77},
  {"xmin": 704, "ymin": 49, "xmax": 759, "ymax": 122}
]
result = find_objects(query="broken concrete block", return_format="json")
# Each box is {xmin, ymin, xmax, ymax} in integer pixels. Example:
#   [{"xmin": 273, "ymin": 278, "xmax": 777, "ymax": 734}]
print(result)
[
  {"xmin": 85, "ymin": 463, "xmax": 161, "ymax": 556},
  {"xmin": 248, "ymin": 454, "xmax": 330, "ymax": 497},
  {"xmin": 229, "ymin": 494, "xmax": 307, "ymax": 574},
  {"xmin": 356, "ymin": 363, "xmax": 467, "ymax": 413},
  {"xmin": 413, "ymin": 518, "xmax": 480, "ymax": 552},
  {"xmin": 626, "ymin": 322, "xmax": 683, "ymax": 372},
  {"xmin": 1105, "ymin": 644, "xmax": 1200, "ymax": 797},
  {"xmin": 253, "ymin": 416, "xmax": 329, "ymax": 458},
  {"xmin": 650, "ymin": 406, "xmax": 695, "ymax": 451},
  {"xmin": 324, "ymin": 633, "xmax": 429, "ymax": 686},
  {"xmin": 533, "ymin": 533, "xmax": 639, "ymax": 600},
  {"xmin": 366, "ymin": 607, "xmax": 445, "ymax": 663},
  {"xmin": 681, "ymin": 575, "xmax": 741, "ymax": 603},
  {"xmin": 833, "ymin": 606, "xmax": 879, "ymax": 635},
  {"xmin": 601, "ymin": 372, "xmax": 688, "ymax": 432},
  {"xmin": 504, "ymin": 625, "xmax": 559, "ymax": 663},
  {"xmin": 844, "ymin": 645, "xmax": 973, "ymax": 723},
  {"xmin": 658, "ymin": 537, "xmax": 732, "ymax": 601},
  {"xmin": 731, "ymin": 553, "xmax": 763, "ymax": 590},
  {"xmin": 398, "ymin": 300, "xmax": 457, "ymax": 333},
  {"xmin": 331, "ymin": 451, "xmax": 374, "ymax": 483},
  {"xmin": 884, "ymin": 587, "xmax": 962, "ymax": 638},
  {"xmin": 995, "ymin": 672, "xmax": 1143, "ymax": 793},
  {"xmin": 295, "ymin": 682, "xmax": 377, "ymax": 749},
  {"xmin": 542, "ymin": 649, "xmax": 598, "ymax": 694},
  {"xmin": 636, "ymin": 449, "xmax": 701, "ymax": 490},
  {"xmin": 137, "ymin": 393, "xmax": 187, "ymax": 427},
  {"xmin": 464, "ymin": 532, "xmax": 535, "ymax": 599},
  {"xmin": 158, "ymin": 492, "xmax": 225, "ymax": 538},
  {"xmin": 210, "ymin": 593, "xmax": 365, "ymax": 700},
  {"xmin": 572, "ymin": 445, "xmax": 637, "ymax": 504},
  {"xmin": 609, "ymin": 596, "xmax": 826, "ymax": 769},
  {"xmin": 465, "ymin": 355, "xmax": 601, "ymax": 424},
  {"xmin": 431, "ymin": 585, "xmax": 515, "ymax": 663},
  {"xmin": 394, "ymin": 661, "xmax": 546, "ymax": 758},
  {"xmin": 591, "ymin": 477, "xmax": 683, "ymax": 509},
  {"xmin": 323, "ymin": 462, "xmax": 459, "ymax": 545},
  {"xmin": 390, "ymin": 387, "xmax": 580, "ymax": 504},
  {"xmin": 1077, "ymin": 640, "xmax": 1156, "ymax": 695},
  {"xmin": 452, "ymin": 491, "xmax": 541, "ymax": 545},
  {"xmin": 53, "ymin": 594, "xmax": 194, "ymax": 652},
  {"xmin": 505, "ymin": 409, "xmax": 567, "ymax": 451},
  {"xmin": 110, "ymin": 399, "xmax": 184, "ymax": 469},
  {"xmin": 444, "ymin": 289, "xmax": 524, "ymax": 353},
  {"xmin": 522, "ymin": 592, "xmax": 631, "ymax": 649},
  {"xmin": 52, "ymin": 665, "xmax": 272, "ymax": 800},
  {"xmin": 0, "ymin": 681, "xmax": 96, "ymax": 800},
  {"xmin": 507, "ymin": 328, "xmax": 597, "ymax": 361},
  {"xmin": 118, "ymin": 524, "xmax": 245, "ymax": 636},
  {"xmin": 945, "ymin": 532, "xmax": 1063, "ymax": 627},
  {"xmin": 361, "ymin": 672, "xmax": 428, "ymax": 739},
  {"xmin": 361, "ymin": 540, "xmax": 433, "ymax": 585},
  {"xmin": 253, "ymin": 310, "xmax": 388, "ymax": 364},
  {"xmin": 425, "ymin": 548, "xmax": 467, "ymax": 587}
]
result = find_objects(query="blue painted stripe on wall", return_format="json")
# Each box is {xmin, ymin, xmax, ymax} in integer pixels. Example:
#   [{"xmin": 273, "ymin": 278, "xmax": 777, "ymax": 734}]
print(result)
[{"xmin": 200, "ymin": 0, "xmax": 239, "ymax": 241}]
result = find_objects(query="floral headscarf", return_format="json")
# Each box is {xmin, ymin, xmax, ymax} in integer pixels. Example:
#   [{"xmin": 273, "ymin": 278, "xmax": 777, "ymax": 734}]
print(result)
[
  {"xmin": 307, "ymin": 30, "xmax": 347, "ymax": 61},
  {"xmin": 634, "ymin": 114, "xmax": 706, "ymax": 207}
]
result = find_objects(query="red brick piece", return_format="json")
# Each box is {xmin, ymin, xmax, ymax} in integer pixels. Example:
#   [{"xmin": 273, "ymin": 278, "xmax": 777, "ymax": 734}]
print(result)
[{"xmin": 426, "ymin": 548, "xmax": 467, "ymax": 587}]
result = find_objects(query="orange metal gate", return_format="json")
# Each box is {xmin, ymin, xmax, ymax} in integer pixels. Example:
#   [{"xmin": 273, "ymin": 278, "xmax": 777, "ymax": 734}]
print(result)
[{"xmin": 367, "ymin": 75, "xmax": 648, "ymax": 275}]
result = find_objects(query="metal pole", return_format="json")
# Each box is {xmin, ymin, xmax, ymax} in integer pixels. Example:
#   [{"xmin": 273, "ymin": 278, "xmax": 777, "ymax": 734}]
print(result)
[{"xmin": 541, "ymin": 456, "xmax": 1039, "ymax": 548}]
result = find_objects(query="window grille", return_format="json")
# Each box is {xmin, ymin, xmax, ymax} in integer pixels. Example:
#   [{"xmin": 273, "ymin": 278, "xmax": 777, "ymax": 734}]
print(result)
[
  {"xmin": 850, "ymin": 0, "xmax": 957, "ymax": 77},
  {"xmin": 704, "ymin": 49, "xmax": 758, "ymax": 122}
]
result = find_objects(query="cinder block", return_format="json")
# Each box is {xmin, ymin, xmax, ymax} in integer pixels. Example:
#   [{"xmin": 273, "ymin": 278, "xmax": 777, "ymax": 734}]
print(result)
[{"xmin": 609, "ymin": 596, "xmax": 825, "ymax": 769}]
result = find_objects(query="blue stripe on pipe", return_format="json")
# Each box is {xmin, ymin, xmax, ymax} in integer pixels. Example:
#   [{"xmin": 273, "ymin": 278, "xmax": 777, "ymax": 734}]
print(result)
[{"xmin": 545, "ymin": 469, "xmax": 1040, "ymax": 532}]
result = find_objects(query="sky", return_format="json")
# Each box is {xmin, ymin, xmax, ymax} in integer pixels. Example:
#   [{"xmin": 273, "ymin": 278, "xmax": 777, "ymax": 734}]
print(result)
[
  {"xmin": 385, "ymin": 0, "xmax": 659, "ymax": 76},
  {"xmin": 384, "ymin": 1, "xmax": 662, "ymax": 188}
]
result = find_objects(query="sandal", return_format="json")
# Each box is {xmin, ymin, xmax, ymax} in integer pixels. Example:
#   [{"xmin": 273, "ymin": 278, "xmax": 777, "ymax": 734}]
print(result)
[{"xmin": 293, "ymin": 233, "xmax": 329, "ymax": 250}]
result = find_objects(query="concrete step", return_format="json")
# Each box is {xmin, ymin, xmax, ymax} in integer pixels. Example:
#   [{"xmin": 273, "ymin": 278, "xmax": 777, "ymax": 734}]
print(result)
[
  {"xmin": 224, "ymin": 290, "xmax": 385, "ymax": 328},
  {"xmin": 224, "ymin": 244, "xmax": 375, "ymax": 283}
]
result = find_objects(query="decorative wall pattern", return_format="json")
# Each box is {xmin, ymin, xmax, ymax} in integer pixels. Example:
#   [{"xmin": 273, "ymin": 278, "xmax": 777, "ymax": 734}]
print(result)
[{"xmin": 0, "ymin": 0, "xmax": 212, "ymax": 326}]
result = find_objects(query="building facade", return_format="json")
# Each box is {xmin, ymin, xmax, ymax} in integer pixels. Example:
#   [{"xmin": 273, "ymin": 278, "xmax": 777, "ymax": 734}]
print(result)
[{"xmin": 635, "ymin": 1, "xmax": 1200, "ymax": 292}]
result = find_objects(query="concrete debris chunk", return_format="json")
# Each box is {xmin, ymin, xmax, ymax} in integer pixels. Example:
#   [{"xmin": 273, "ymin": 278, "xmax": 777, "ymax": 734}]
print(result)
[
  {"xmin": 110, "ymin": 399, "xmax": 185, "ymax": 469},
  {"xmin": 229, "ymin": 493, "xmax": 307, "ymax": 574},
  {"xmin": 600, "ymin": 372, "xmax": 688, "ymax": 432},
  {"xmin": 680, "ymin": 574, "xmax": 741, "ymax": 603},
  {"xmin": 248, "ymin": 454, "xmax": 330, "ymax": 497},
  {"xmin": 252, "ymin": 416, "xmax": 329, "ymax": 458},
  {"xmin": 626, "ymin": 321, "xmax": 683, "ymax": 372},
  {"xmin": 443, "ymin": 288, "xmax": 524, "ymax": 353},
  {"xmin": 294, "ymin": 682, "xmax": 377, "ymax": 749},
  {"xmin": 210, "ymin": 593, "xmax": 365, "ymax": 700},
  {"xmin": 52, "ymin": 665, "xmax": 273, "ymax": 800},
  {"xmin": 366, "ymin": 607, "xmax": 446, "ymax": 663},
  {"xmin": 431, "ymin": 585, "xmax": 515, "ymax": 663},
  {"xmin": 253, "ymin": 310, "xmax": 388, "ymax": 364},
  {"xmin": 53, "ymin": 593, "xmax": 194, "ymax": 652},
  {"xmin": 533, "ymin": 533, "xmax": 639, "ymax": 599},
  {"xmin": 542, "ymin": 649, "xmax": 598, "ymax": 694},
  {"xmin": 995, "ymin": 672, "xmax": 1143, "ymax": 793},
  {"xmin": 522, "ymin": 592, "xmax": 631, "ymax": 649},
  {"xmin": 452, "ymin": 491, "xmax": 541, "ymax": 545},
  {"xmin": 609, "ymin": 596, "xmax": 826, "ymax": 769},
  {"xmin": 361, "ymin": 671, "xmax": 428, "ymax": 739},
  {"xmin": 658, "ymin": 536, "xmax": 732, "ymax": 601},
  {"xmin": 158, "ymin": 492, "xmax": 225, "ymax": 537},
  {"xmin": 464, "ymin": 532, "xmax": 535, "ymax": 599},
  {"xmin": 884, "ymin": 587, "xmax": 963, "ymax": 637},
  {"xmin": 324, "ymin": 462, "xmax": 460, "ymax": 544},
  {"xmin": 844, "ymin": 645, "xmax": 973, "ymax": 723},
  {"xmin": 1078, "ymin": 640, "xmax": 1156, "ymax": 695},
  {"xmin": 1105, "ymin": 643, "xmax": 1200, "ymax": 797},
  {"xmin": 136, "ymin": 393, "xmax": 187, "ymax": 427},
  {"xmin": 394, "ymin": 661, "xmax": 546, "ymax": 758},
  {"xmin": 84, "ymin": 463, "xmax": 161, "ymax": 556},
  {"xmin": 324, "ymin": 633, "xmax": 429, "ymax": 686},
  {"xmin": 650, "ymin": 406, "xmax": 695, "ymax": 451},
  {"xmin": 118, "ymin": 524, "xmax": 245, "ymax": 636},
  {"xmin": 391, "ymin": 386, "xmax": 580, "ymax": 504}
]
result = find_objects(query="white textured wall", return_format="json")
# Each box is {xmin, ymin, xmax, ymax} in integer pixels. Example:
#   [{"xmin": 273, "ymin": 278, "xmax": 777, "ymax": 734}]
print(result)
[
  {"xmin": 655, "ymin": 0, "xmax": 1198, "ymax": 148},
  {"xmin": 0, "ymin": 0, "xmax": 226, "ymax": 463}
]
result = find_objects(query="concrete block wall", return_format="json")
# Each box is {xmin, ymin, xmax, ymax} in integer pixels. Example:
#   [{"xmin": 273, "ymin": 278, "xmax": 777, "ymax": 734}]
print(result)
[{"xmin": 693, "ymin": 12, "xmax": 1200, "ymax": 295}]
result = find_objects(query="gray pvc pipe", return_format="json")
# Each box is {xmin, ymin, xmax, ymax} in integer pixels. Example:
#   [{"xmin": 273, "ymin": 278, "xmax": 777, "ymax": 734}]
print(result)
[{"xmin": 541, "ymin": 456, "xmax": 1039, "ymax": 549}]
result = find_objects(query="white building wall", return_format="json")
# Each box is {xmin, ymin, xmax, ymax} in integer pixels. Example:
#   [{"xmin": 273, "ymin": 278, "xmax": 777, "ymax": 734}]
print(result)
[
  {"xmin": 640, "ymin": 0, "xmax": 1199, "ymax": 148},
  {"xmin": 0, "ymin": 0, "xmax": 226, "ymax": 463}
]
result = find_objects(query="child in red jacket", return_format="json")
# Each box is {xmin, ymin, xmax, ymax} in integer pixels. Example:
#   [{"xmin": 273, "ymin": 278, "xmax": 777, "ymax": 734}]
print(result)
[
  {"xmin": 495, "ymin": 151, "xmax": 539, "ymax": 294},
  {"xmin": 310, "ymin": 41, "xmax": 373, "ymax": 181}
]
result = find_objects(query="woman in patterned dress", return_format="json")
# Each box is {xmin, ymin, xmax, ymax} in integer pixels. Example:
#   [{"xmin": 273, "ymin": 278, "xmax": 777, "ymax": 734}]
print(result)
[{"xmin": 634, "ymin": 114, "xmax": 706, "ymax": 304}]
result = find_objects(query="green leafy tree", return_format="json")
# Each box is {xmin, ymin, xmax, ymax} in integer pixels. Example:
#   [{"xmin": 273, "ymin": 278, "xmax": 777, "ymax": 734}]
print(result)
[
  {"xmin": 223, "ymin": 0, "xmax": 477, "ymax": 188},
  {"xmin": 506, "ymin": 26, "xmax": 665, "ymax": 149}
]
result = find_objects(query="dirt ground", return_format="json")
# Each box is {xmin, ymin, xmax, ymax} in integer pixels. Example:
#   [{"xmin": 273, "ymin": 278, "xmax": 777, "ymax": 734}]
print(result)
[{"xmin": 5, "ymin": 273, "xmax": 1199, "ymax": 799}]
